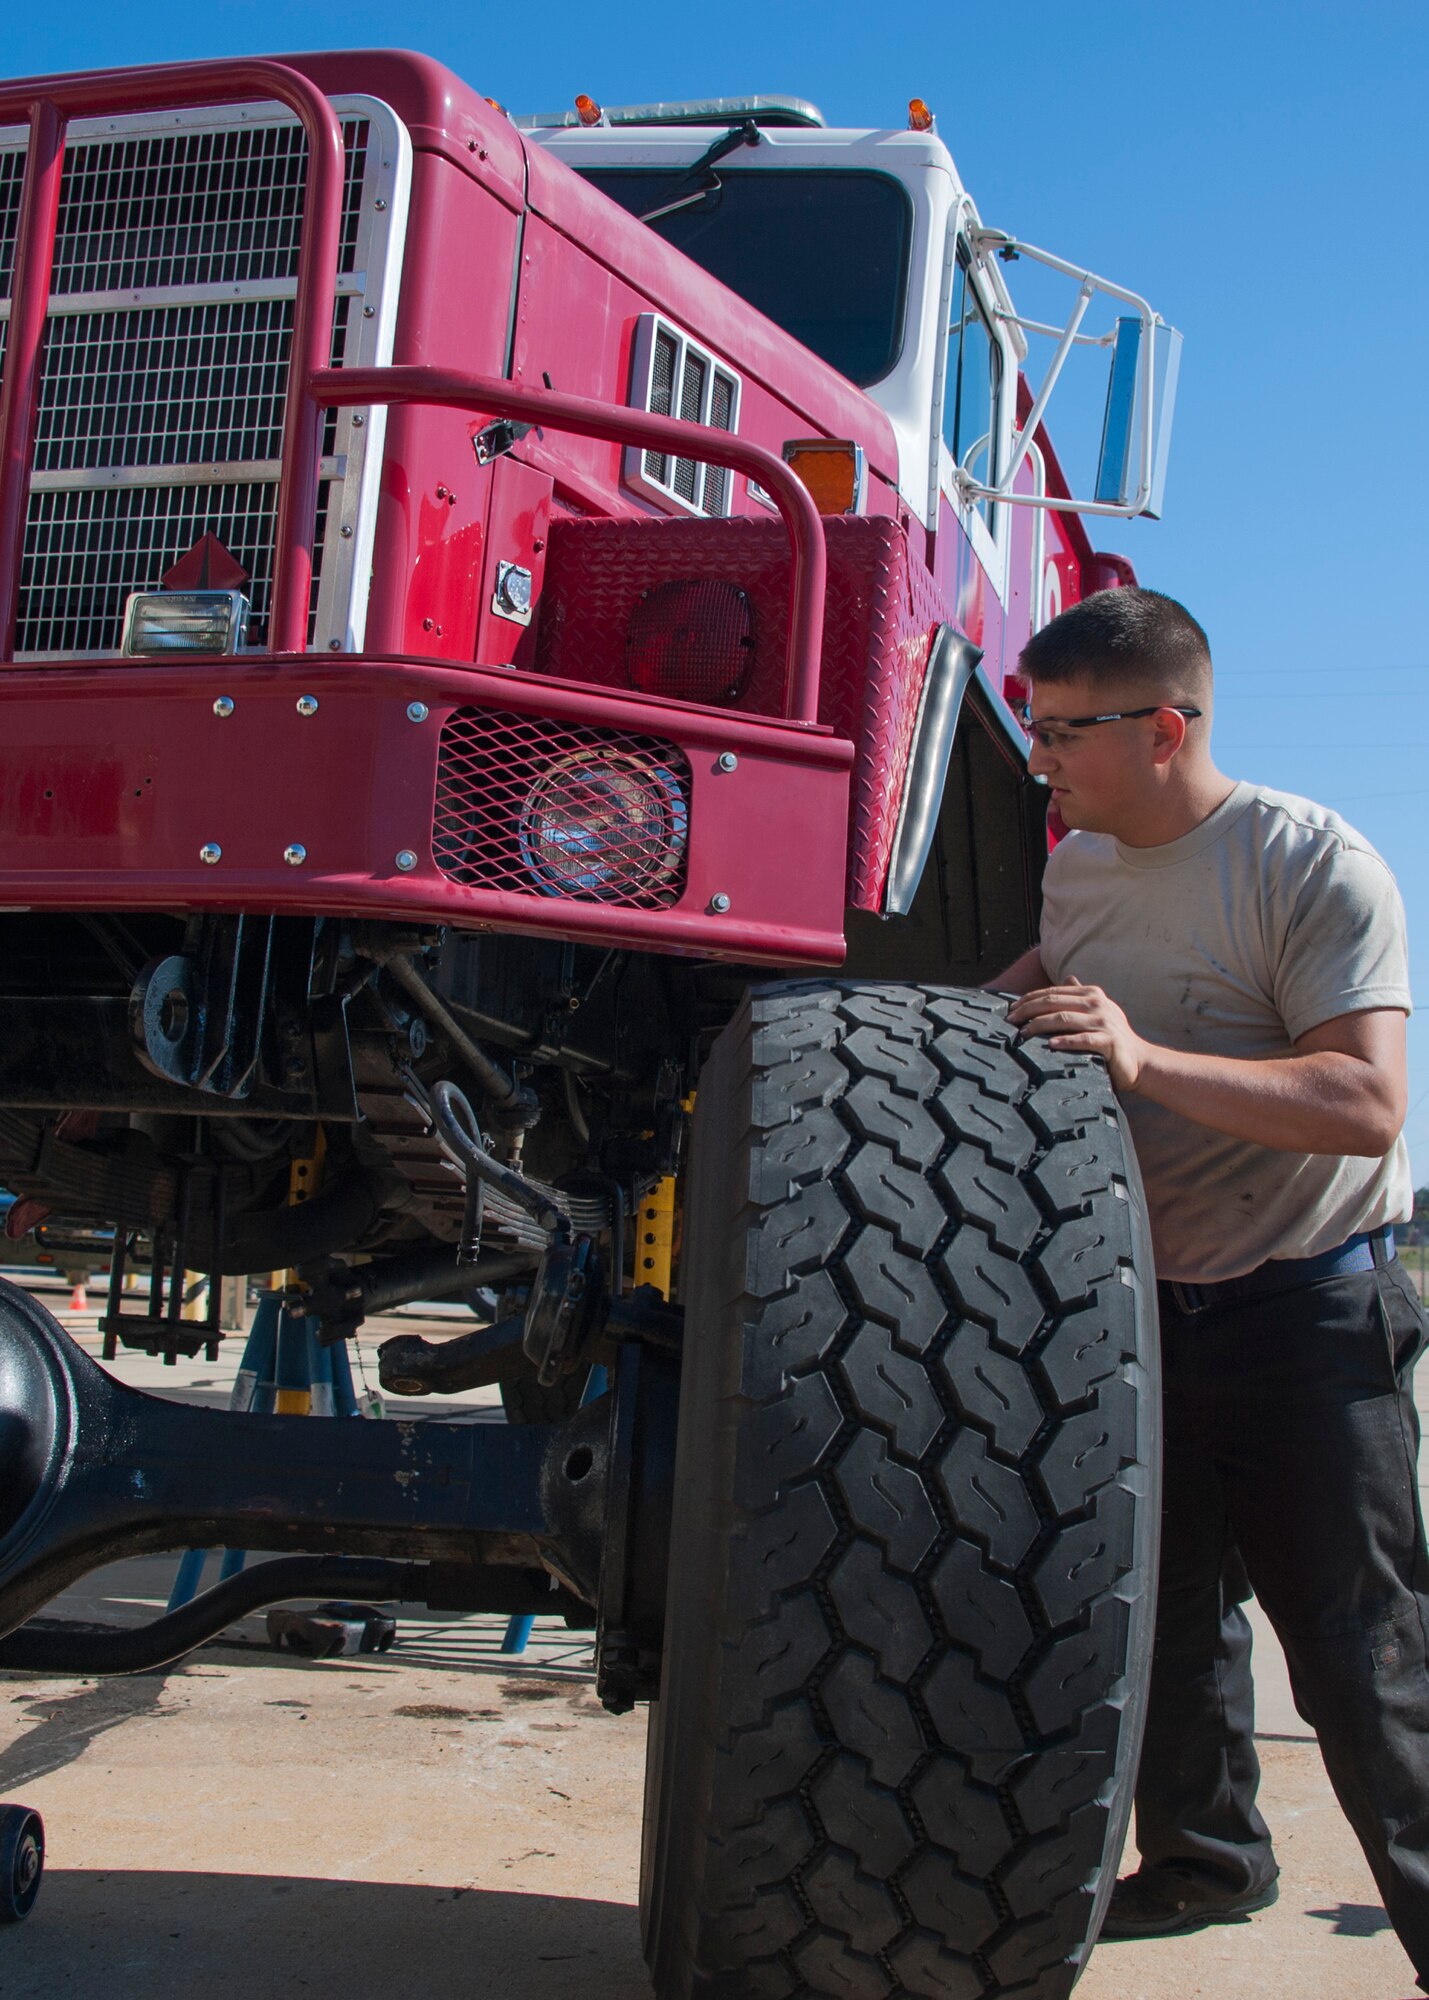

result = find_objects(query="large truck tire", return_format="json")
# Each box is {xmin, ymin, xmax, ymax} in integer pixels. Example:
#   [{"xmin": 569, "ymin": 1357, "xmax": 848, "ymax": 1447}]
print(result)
[{"xmin": 641, "ymin": 982, "xmax": 1159, "ymax": 2000}]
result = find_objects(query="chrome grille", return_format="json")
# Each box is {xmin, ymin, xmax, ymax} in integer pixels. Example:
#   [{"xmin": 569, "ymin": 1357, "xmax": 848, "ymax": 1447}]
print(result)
[
  {"xmin": 17, "ymin": 481, "xmax": 332, "ymax": 657},
  {"xmin": 0, "ymin": 149, "xmax": 22, "ymax": 298},
  {"xmin": 0, "ymin": 100, "xmax": 403, "ymax": 658},
  {"xmin": 45, "ymin": 121, "xmax": 364, "ymax": 293},
  {"xmin": 34, "ymin": 300, "xmax": 296, "ymax": 470}
]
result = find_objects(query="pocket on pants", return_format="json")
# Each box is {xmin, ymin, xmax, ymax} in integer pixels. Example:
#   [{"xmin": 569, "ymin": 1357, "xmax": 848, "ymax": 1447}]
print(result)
[{"xmin": 1377, "ymin": 1263, "xmax": 1428, "ymax": 1380}]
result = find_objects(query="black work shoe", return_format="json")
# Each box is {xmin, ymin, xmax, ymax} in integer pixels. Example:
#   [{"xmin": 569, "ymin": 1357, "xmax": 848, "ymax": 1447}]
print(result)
[{"xmin": 1099, "ymin": 1865, "xmax": 1280, "ymax": 1939}]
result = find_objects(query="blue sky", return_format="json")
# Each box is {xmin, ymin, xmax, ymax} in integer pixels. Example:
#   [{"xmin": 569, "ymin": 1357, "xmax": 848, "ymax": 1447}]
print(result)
[{"xmin": 9, "ymin": 2, "xmax": 1428, "ymax": 1178}]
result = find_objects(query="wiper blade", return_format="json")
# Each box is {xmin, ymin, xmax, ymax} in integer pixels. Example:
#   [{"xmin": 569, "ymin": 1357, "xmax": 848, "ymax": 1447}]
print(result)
[
  {"xmin": 681, "ymin": 118, "xmax": 763, "ymax": 181},
  {"xmin": 637, "ymin": 120, "xmax": 761, "ymax": 223}
]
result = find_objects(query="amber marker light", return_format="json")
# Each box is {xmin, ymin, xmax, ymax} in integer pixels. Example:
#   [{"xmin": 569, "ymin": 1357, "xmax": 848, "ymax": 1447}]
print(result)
[
  {"xmin": 908, "ymin": 97, "xmax": 935, "ymax": 132},
  {"xmin": 782, "ymin": 440, "xmax": 868, "ymax": 516},
  {"xmin": 575, "ymin": 93, "xmax": 604, "ymax": 127}
]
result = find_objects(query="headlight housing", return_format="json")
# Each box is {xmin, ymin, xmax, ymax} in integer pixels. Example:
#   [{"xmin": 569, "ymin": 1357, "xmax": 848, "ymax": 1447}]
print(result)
[
  {"xmin": 122, "ymin": 589, "xmax": 248, "ymax": 656},
  {"xmin": 518, "ymin": 748, "xmax": 689, "ymax": 901}
]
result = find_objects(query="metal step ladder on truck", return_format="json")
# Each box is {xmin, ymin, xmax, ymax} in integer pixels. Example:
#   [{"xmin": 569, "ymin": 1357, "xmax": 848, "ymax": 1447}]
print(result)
[{"xmin": 0, "ymin": 52, "xmax": 1181, "ymax": 1997}]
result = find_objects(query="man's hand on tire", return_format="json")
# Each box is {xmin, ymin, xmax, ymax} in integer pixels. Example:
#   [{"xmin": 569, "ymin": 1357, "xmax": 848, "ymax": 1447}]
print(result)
[{"xmin": 1007, "ymin": 975, "xmax": 1147, "ymax": 1094}]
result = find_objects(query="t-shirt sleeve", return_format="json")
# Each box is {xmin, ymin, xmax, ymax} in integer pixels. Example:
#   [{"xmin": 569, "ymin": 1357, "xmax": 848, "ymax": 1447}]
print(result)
[
  {"xmin": 1273, "ymin": 843, "xmax": 1413, "ymax": 1042},
  {"xmin": 1036, "ymin": 842, "xmax": 1072, "ymax": 982}
]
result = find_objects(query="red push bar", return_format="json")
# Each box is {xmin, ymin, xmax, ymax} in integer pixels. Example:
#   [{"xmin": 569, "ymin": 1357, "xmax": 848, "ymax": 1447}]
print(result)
[
  {"xmin": 312, "ymin": 366, "xmax": 831, "ymax": 727},
  {"xmin": 0, "ymin": 64, "xmax": 830, "ymax": 716},
  {"xmin": 0, "ymin": 60, "xmax": 346, "ymax": 657}
]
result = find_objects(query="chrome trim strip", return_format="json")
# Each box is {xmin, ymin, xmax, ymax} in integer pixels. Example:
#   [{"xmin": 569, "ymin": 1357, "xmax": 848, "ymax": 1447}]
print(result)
[
  {"xmin": 28, "ymin": 458, "xmax": 344, "ymax": 492},
  {"xmin": 883, "ymin": 624, "xmax": 982, "ymax": 916}
]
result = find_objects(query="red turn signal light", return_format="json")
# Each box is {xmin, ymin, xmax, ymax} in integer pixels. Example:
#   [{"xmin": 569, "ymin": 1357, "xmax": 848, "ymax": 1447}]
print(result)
[
  {"xmin": 626, "ymin": 579, "xmax": 756, "ymax": 704},
  {"xmin": 782, "ymin": 440, "xmax": 867, "ymax": 516}
]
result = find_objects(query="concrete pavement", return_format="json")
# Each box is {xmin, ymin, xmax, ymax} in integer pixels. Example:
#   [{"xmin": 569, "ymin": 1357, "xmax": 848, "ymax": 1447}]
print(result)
[{"xmin": 0, "ymin": 1273, "xmax": 1425, "ymax": 1997}]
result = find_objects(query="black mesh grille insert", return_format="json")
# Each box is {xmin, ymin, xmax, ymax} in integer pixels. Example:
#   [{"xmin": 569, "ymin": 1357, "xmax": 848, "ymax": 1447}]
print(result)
[{"xmin": 642, "ymin": 326, "xmax": 678, "ymax": 485}]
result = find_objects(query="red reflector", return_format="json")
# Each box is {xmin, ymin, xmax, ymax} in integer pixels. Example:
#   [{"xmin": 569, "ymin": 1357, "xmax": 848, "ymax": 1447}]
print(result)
[
  {"xmin": 162, "ymin": 533, "xmax": 249, "ymax": 593},
  {"xmin": 625, "ymin": 579, "xmax": 755, "ymax": 704}
]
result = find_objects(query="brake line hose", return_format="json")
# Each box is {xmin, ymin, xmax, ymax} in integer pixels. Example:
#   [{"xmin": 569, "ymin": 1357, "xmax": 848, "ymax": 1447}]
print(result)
[{"xmin": 428, "ymin": 1080, "xmax": 567, "ymax": 1241}]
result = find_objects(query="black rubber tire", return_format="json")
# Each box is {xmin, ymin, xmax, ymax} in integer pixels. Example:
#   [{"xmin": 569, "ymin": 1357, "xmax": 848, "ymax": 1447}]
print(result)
[
  {"xmin": 0, "ymin": 1804, "xmax": 44, "ymax": 1922},
  {"xmin": 640, "ymin": 982, "xmax": 1159, "ymax": 2000}
]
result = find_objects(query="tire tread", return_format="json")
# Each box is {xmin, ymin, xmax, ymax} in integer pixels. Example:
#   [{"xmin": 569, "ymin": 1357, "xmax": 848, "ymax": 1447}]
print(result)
[{"xmin": 643, "ymin": 983, "xmax": 1159, "ymax": 2000}]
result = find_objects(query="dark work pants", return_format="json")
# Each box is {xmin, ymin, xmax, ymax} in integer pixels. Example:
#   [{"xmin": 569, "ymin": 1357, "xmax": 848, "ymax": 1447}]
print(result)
[{"xmin": 1135, "ymin": 1258, "xmax": 1429, "ymax": 1981}]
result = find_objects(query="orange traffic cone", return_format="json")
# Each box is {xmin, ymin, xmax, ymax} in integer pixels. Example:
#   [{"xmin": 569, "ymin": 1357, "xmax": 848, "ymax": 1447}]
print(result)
[{"xmin": 68, "ymin": 1282, "xmax": 87, "ymax": 1312}]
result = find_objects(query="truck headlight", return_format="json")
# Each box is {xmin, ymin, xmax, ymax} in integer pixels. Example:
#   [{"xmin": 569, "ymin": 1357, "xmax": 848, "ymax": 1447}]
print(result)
[
  {"xmin": 122, "ymin": 590, "xmax": 248, "ymax": 657},
  {"xmin": 518, "ymin": 749, "xmax": 689, "ymax": 902}
]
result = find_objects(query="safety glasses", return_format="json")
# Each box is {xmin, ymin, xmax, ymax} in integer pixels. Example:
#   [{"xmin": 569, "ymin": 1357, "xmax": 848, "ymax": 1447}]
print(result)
[{"xmin": 1016, "ymin": 701, "xmax": 1202, "ymax": 751}]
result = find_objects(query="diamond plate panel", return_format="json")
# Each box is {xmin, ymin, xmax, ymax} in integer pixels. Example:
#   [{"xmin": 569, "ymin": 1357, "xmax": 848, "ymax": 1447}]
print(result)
[{"xmin": 533, "ymin": 513, "xmax": 951, "ymax": 907}]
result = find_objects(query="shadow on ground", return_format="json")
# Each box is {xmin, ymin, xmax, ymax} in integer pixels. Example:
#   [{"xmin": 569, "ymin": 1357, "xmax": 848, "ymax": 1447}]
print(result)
[
  {"xmin": 1306, "ymin": 1901, "xmax": 1394, "ymax": 1938},
  {"xmin": 0, "ymin": 1675, "xmax": 172, "ymax": 1793},
  {"xmin": 0, "ymin": 1871, "xmax": 655, "ymax": 1999}
]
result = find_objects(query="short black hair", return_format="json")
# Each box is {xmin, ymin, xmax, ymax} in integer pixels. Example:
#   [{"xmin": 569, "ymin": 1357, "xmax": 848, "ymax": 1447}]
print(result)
[{"xmin": 1019, "ymin": 587, "xmax": 1212, "ymax": 702}]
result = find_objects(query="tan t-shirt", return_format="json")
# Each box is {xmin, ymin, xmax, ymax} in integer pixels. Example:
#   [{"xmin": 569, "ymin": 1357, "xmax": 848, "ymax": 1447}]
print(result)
[{"xmin": 1039, "ymin": 781, "xmax": 1413, "ymax": 1283}]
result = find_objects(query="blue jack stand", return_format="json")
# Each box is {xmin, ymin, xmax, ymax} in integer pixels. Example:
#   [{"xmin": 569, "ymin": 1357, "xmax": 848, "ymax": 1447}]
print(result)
[
  {"xmin": 500, "ymin": 1362, "xmax": 608, "ymax": 1656},
  {"xmin": 167, "ymin": 1294, "xmax": 361, "ymax": 1613}
]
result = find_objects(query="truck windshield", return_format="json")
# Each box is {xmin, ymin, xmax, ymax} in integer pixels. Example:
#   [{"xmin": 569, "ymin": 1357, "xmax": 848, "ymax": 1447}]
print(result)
[{"xmin": 578, "ymin": 168, "xmax": 912, "ymax": 389}]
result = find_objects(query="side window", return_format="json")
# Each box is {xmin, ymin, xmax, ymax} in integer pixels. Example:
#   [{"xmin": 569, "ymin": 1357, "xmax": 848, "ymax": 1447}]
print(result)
[{"xmin": 944, "ymin": 251, "xmax": 1002, "ymax": 524}]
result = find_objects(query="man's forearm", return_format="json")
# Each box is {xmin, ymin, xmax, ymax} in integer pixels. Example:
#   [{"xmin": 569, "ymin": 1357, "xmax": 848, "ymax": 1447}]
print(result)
[
  {"xmin": 1131, "ymin": 1044, "xmax": 1402, "ymax": 1157},
  {"xmin": 1008, "ymin": 982, "xmax": 1407, "ymax": 1158},
  {"xmin": 984, "ymin": 948, "xmax": 1047, "ymax": 996}
]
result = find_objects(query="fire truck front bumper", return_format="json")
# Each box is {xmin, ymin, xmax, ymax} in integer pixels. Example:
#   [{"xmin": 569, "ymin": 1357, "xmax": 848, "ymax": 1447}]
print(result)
[{"xmin": 0, "ymin": 659, "xmax": 853, "ymax": 966}]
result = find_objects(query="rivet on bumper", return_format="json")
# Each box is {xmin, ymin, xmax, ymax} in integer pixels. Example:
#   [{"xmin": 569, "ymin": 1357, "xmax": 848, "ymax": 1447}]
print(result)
[
  {"xmin": 395, "ymin": 850, "xmax": 419, "ymax": 873},
  {"xmin": 199, "ymin": 844, "xmax": 222, "ymax": 866}
]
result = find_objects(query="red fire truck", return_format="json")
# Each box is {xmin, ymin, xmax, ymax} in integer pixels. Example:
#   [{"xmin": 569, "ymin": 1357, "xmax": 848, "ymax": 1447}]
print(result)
[{"xmin": 0, "ymin": 51, "xmax": 1180, "ymax": 1999}]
